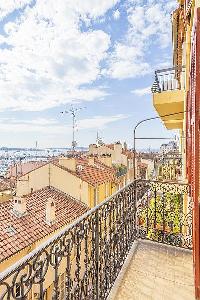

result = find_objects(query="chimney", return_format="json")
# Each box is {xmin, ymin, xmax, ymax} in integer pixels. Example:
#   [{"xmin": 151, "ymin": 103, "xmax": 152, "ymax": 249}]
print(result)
[
  {"xmin": 59, "ymin": 158, "xmax": 76, "ymax": 172},
  {"xmin": 114, "ymin": 142, "xmax": 122, "ymax": 154},
  {"xmin": 88, "ymin": 157, "xmax": 95, "ymax": 166},
  {"xmin": 89, "ymin": 144, "xmax": 98, "ymax": 155},
  {"xmin": 46, "ymin": 198, "xmax": 56, "ymax": 225},
  {"xmin": 12, "ymin": 196, "xmax": 27, "ymax": 217}
]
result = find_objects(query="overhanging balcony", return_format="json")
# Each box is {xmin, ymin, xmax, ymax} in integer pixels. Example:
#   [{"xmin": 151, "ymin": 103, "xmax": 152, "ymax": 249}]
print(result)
[
  {"xmin": 152, "ymin": 66, "xmax": 186, "ymax": 130},
  {"xmin": 0, "ymin": 180, "xmax": 193, "ymax": 299}
]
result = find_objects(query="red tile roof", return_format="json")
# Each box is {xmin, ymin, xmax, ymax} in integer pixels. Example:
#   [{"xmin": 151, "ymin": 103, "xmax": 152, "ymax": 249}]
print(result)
[
  {"xmin": 0, "ymin": 186, "xmax": 88, "ymax": 262},
  {"xmin": 53, "ymin": 157, "xmax": 116, "ymax": 186}
]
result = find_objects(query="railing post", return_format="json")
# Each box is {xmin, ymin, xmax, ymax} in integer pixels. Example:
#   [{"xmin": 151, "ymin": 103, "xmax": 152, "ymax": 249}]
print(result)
[
  {"xmin": 134, "ymin": 180, "xmax": 138, "ymax": 239},
  {"xmin": 162, "ymin": 192, "xmax": 165, "ymax": 241},
  {"xmin": 154, "ymin": 188, "xmax": 157, "ymax": 229},
  {"xmin": 95, "ymin": 209, "xmax": 99, "ymax": 300},
  {"xmin": 52, "ymin": 262, "xmax": 59, "ymax": 300}
]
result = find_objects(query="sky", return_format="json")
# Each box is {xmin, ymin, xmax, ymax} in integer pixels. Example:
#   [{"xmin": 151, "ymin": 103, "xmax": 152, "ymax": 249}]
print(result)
[{"xmin": 0, "ymin": 0, "xmax": 178, "ymax": 149}]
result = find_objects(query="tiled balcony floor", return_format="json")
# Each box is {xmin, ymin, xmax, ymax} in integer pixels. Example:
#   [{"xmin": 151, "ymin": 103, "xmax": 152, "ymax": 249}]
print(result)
[{"xmin": 111, "ymin": 240, "xmax": 194, "ymax": 300}]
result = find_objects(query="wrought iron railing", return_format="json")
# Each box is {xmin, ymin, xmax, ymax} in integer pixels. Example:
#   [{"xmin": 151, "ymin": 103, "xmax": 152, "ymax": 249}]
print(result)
[
  {"xmin": 157, "ymin": 164, "xmax": 182, "ymax": 181},
  {"xmin": 0, "ymin": 180, "xmax": 192, "ymax": 299},
  {"xmin": 185, "ymin": 0, "xmax": 193, "ymax": 15},
  {"xmin": 137, "ymin": 181, "xmax": 192, "ymax": 248},
  {"xmin": 152, "ymin": 66, "xmax": 186, "ymax": 93}
]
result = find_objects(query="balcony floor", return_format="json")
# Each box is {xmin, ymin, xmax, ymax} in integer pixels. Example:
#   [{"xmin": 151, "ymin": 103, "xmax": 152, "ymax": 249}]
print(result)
[{"xmin": 110, "ymin": 240, "xmax": 194, "ymax": 300}]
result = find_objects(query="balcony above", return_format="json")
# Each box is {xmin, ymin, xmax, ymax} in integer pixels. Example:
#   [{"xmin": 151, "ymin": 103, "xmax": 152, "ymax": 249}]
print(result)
[{"xmin": 152, "ymin": 66, "xmax": 186, "ymax": 130}]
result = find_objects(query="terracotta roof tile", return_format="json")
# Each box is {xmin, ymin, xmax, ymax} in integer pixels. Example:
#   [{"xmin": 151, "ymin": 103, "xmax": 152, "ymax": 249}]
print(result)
[
  {"xmin": 0, "ymin": 186, "xmax": 88, "ymax": 262},
  {"xmin": 53, "ymin": 159, "xmax": 116, "ymax": 187}
]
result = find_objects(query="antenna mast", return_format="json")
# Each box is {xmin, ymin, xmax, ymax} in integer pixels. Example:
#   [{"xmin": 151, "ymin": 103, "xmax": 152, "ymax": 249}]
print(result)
[{"xmin": 61, "ymin": 105, "xmax": 84, "ymax": 156}]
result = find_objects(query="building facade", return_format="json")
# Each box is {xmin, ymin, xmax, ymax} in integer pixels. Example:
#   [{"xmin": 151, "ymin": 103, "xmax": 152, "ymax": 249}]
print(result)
[
  {"xmin": 152, "ymin": 1, "xmax": 200, "ymax": 297},
  {"xmin": 16, "ymin": 157, "xmax": 117, "ymax": 208}
]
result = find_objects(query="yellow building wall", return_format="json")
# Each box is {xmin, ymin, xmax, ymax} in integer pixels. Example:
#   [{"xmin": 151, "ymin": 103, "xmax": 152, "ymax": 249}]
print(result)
[
  {"xmin": 50, "ymin": 164, "xmax": 89, "ymax": 206},
  {"xmin": 16, "ymin": 163, "xmax": 89, "ymax": 206},
  {"xmin": 0, "ymin": 190, "xmax": 12, "ymax": 202},
  {"xmin": 88, "ymin": 185, "xmax": 95, "ymax": 207},
  {"xmin": 16, "ymin": 164, "xmax": 50, "ymax": 196},
  {"xmin": 98, "ymin": 183, "xmax": 106, "ymax": 203}
]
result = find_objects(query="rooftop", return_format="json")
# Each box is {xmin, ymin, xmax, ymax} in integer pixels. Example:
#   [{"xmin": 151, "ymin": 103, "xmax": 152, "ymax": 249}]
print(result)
[
  {"xmin": 53, "ymin": 157, "xmax": 116, "ymax": 186},
  {"xmin": 0, "ymin": 186, "xmax": 88, "ymax": 262}
]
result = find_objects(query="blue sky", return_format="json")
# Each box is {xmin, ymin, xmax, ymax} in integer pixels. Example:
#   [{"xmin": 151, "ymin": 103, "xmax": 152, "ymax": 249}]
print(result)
[{"xmin": 0, "ymin": 0, "xmax": 178, "ymax": 149}]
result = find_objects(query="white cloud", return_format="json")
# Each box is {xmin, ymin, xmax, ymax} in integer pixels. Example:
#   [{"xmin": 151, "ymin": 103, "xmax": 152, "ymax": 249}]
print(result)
[
  {"xmin": 0, "ymin": 114, "xmax": 127, "ymax": 133},
  {"xmin": 78, "ymin": 114, "xmax": 127, "ymax": 130},
  {"xmin": 131, "ymin": 86, "xmax": 151, "ymax": 96},
  {"xmin": 113, "ymin": 9, "xmax": 120, "ymax": 20},
  {"xmin": 0, "ymin": 0, "xmax": 32, "ymax": 20},
  {"xmin": 0, "ymin": 0, "xmax": 120, "ymax": 111},
  {"xmin": 106, "ymin": 0, "xmax": 177, "ymax": 79}
]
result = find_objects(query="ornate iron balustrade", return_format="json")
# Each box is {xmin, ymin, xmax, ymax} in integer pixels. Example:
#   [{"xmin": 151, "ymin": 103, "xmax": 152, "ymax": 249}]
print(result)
[
  {"xmin": 0, "ymin": 180, "xmax": 192, "ymax": 299},
  {"xmin": 152, "ymin": 154, "xmax": 183, "ymax": 182},
  {"xmin": 157, "ymin": 164, "xmax": 182, "ymax": 181},
  {"xmin": 185, "ymin": 0, "xmax": 193, "ymax": 16},
  {"xmin": 152, "ymin": 66, "xmax": 186, "ymax": 93},
  {"xmin": 137, "ymin": 180, "xmax": 192, "ymax": 248}
]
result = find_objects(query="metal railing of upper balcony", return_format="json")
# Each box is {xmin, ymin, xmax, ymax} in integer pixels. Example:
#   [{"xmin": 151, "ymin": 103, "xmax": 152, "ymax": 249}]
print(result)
[
  {"xmin": 0, "ymin": 180, "xmax": 192, "ymax": 300},
  {"xmin": 154, "ymin": 154, "xmax": 183, "ymax": 182},
  {"xmin": 151, "ymin": 66, "xmax": 186, "ymax": 93},
  {"xmin": 185, "ymin": 0, "xmax": 193, "ymax": 15}
]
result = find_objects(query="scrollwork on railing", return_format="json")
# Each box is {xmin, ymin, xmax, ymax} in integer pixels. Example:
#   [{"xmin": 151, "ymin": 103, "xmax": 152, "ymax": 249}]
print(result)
[
  {"xmin": 136, "ymin": 180, "xmax": 192, "ymax": 249},
  {"xmin": 0, "ymin": 180, "xmax": 192, "ymax": 299},
  {"xmin": 0, "ymin": 181, "xmax": 144, "ymax": 300}
]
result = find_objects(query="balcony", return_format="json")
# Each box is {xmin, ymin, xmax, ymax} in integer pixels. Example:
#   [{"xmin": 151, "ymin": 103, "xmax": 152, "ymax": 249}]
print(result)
[
  {"xmin": 185, "ymin": 0, "xmax": 193, "ymax": 17},
  {"xmin": 109, "ymin": 240, "xmax": 194, "ymax": 300},
  {"xmin": 0, "ymin": 180, "xmax": 193, "ymax": 299},
  {"xmin": 152, "ymin": 66, "xmax": 186, "ymax": 130},
  {"xmin": 154, "ymin": 154, "xmax": 183, "ymax": 182}
]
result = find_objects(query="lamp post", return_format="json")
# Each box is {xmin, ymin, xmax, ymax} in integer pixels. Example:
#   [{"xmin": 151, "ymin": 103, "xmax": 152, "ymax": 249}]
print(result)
[{"xmin": 133, "ymin": 110, "xmax": 188, "ymax": 180}]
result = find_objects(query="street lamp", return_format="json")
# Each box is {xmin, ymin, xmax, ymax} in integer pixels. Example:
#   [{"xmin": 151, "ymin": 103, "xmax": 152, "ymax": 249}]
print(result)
[{"xmin": 133, "ymin": 110, "xmax": 188, "ymax": 180}]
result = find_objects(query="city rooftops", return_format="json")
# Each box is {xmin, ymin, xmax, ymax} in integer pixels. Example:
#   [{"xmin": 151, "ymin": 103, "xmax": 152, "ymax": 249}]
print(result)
[
  {"xmin": 0, "ymin": 186, "xmax": 88, "ymax": 262},
  {"xmin": 53, "ymin": 156, "xmax": 117, "ymax": 186}
]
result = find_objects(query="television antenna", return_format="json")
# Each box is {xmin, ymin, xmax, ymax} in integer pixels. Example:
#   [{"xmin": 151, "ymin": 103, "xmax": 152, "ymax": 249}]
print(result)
[
  {"xmin": 96, "ymin": 131, "xmax": 104, "ymax": 146},
  {"xmin": 61, "ymin": 105, "xmax": 85, "ymax": 156}
]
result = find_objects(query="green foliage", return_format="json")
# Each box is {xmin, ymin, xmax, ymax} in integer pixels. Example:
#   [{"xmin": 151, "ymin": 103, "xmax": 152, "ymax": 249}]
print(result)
[
  {"xmin": 139, "ymin": 192, "xmax": 183, "ymax": 240},
  {"xmin": 116, "ymin": 165, "xmax": 127, "ymax": 177}
]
